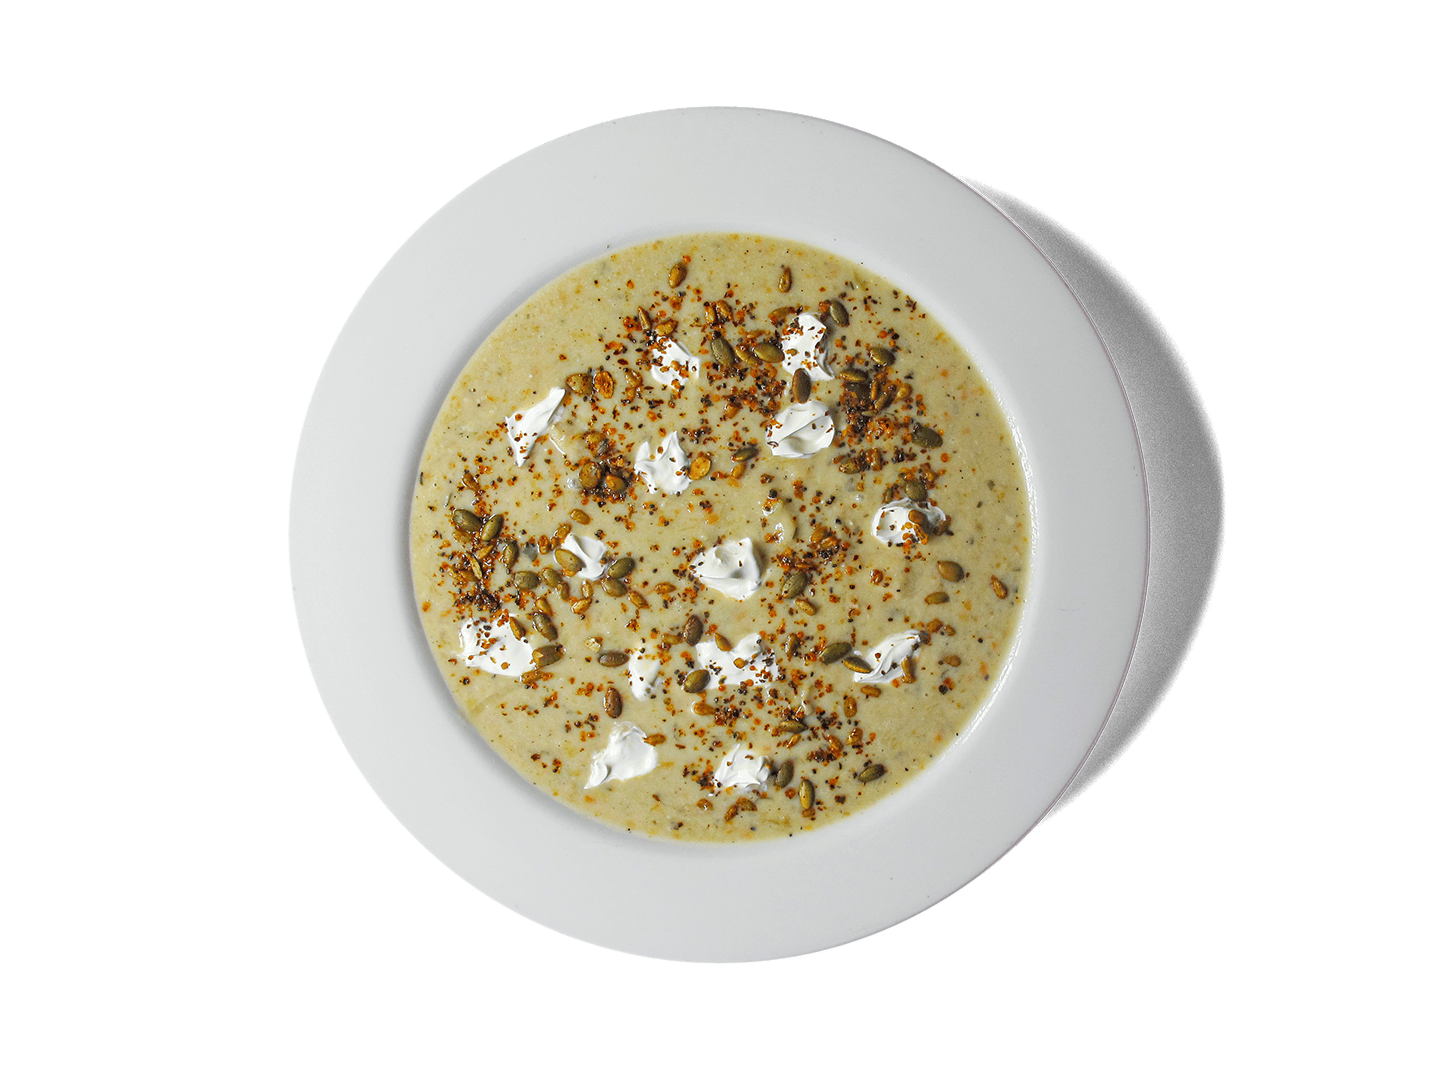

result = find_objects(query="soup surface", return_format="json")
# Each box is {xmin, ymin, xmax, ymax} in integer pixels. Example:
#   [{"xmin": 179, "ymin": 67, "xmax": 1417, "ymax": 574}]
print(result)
[{"xmin": 411, "ymin": 233, "xmax": 1030, "ymax": 841}]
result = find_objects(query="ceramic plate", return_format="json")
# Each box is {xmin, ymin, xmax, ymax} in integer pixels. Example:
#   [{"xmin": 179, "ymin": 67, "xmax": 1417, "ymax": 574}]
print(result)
[{"xmin": 291, "ymin": 108, "xmax": 1147, "ymax": 961}]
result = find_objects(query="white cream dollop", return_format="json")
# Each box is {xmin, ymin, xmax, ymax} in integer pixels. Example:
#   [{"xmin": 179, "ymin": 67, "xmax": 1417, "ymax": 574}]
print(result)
[
  {"xmin": 649, "ymin": 337, "xmax": 701, "ymax": 388},
  {"xmin": 872, "ymin": 498, "xmax": 948, "ymax": 546},
  {"xmin": 766, "ymin": 400, "xmax": 836, "ymax": 459},
  {"xmin": 559, "ymin": 532, "xmax": 609, "ymax": 579},
  {"xmin": 851, "ymin": 630, "xmax": 925, "ymax": 684},
  {"xmin": 457, "ymin": 616, "xmax": 536, "ymax": 676},
  {"xmin": 690, "ymin": 538, "xmax": 762, "ymax": 600},
  {"xmin": 504, "ymin": 387, "xmax": 566, "ymax": 467},
  {"xmin": 780, "ymin": 312, "xmax": 833, "ymax": 381},
  {"xmin": 633, "ymin": 432, "xmax": 691, "ymax": 494},
  {"xmin": 584, "ymin": 722, "xmax": 660, "ymax": 788},
  {"xmin": 627, "ymin": 647, "xmax": 661, "ymax": 701},
  {"xmin": 694, "ymin": 632, "xmax": 782, "ymax": 690},
  {"xmin": 713, "ymin": 745, "xmax": 771, "ymax": 790}
]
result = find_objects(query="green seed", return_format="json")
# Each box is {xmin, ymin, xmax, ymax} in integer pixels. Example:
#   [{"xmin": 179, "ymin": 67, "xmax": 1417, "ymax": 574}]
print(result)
[
  {"xmin": 924, "ymin": 591, "xmax": 949, "ymax": 605},
  {"xmin": 682, "ymin": 614, "xmax": 703, "ymax": 646},
  {"xmin": 732, "ymin": 444, "xmax": 759, "ymax": 462},
  {"xmin": 856, "ymin": 763, "xmax": 885, "ymax": 783},
  {"xmin": 540, "ymin": 567, "xmax": 562, "ymax": 588},
  {"xmin": 569, "ymin": 508, "xmax": 591, "ymax": 524},
  {"xmin": 479, "ymin": 514, "xmax": 504, "ymax": 541},
  {"xmin": 937, "ymin": 561, "xmax": 965, "ymax": 582},
  {"xmin": 778, "ymin": 266, "xmax": 792, "ymax": 293},
  {"xmin": 532, "ymin": 612, "xmax": 557, "ymax": 640},
  {"xmin": 532, "ymin": 644, "xmax": 563, "ymax": 668},
  {"xmin": 600, "ymin": 577, "xmax": 628, "ymax": 597},
  {"xmin": 841, "ymin": 655, "xmax": 873, "ymax": 673},
  {"xmin": 710, "ymin": 335, "xmax": 737, "ymax": 367},
  {"xmin": 838, "ymin": 368, "xmax": 867, "ymax": 383},
  {"xmin": 513, "ymin": 571, "xmax": 540, "ymax": 590},
  {"xmin": 555, "ymin": 549, "xmax": 582, "ymax": 575},
  {"xmin": 605, "ymin": 557, "xmax": 635, "ymax": 580},
  {"xmin": 819, "ymin": 641, "xmax": 853, "ymax": 665},
  {"xmin": 754, "ymin": 341, "xmax": 783, "ymax": 364},
  {"xmin": 798, "ymin": 778, "xmax": 814, "ymax": 810},
  {"xmin": 912, "ymin": 425, "xmax": 944, "ymax": 449},
  {"xmin": 452, "ymin": 509, "xmax": 481, "ymax": 533},
  {"xmin": 870, "ymin": 346, "xmax": 895, "ymax": 367},
  {"xmin": 597, "ymin": 651, "xmax": 629, "ymax": 667},
  {"xmin": 683, "ymin": 668, "xmax": 710, "ymax": 693},
  {"xmin": 774, "ymin": 760, "xmax": 794, "ymax": 787},
  {"xmin": 795, "ymin": 597, "xmax": 817, "ymax": 615},
  {"xmin": 792, "ymin": 367, "xmax": 811, "ymax": 404},
  {"xmin": 604, "ymin": 686, "xmax": 623, "ymax": 719},
  {"xmin": 668, "ymin": 263, "xmax": 686, "ymax": 288},
  {"xmin": 775, "ymin": 719, "xmax": 805, "ymax": 734},
  {"xmin": 902, "ymin": 479, "xmax": 927, "ymax": 501},
  {"xmin": 603, "ymin": 474, "xmax": 628, "ymax": 495},
  {"xmin": 500, "ymin": 542, "xmax": 518, "ymax": 568},
  {"xmin": 826, "ymin": 299, "xmax": 849, "ymax": 326},
  {"xmin": 579, "ymin": 462, "xmax": 602, "ymax": 489},
  {"xmin": 781, "ymin": 571, "xmax": 810, "ymax": 598}
]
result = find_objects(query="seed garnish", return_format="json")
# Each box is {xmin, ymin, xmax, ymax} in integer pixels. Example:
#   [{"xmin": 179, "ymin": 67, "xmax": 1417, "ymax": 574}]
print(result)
[
  {"xmin": 597, "ymin": 651, "xmax": 629, "ymax": 667},
  {"xmin": 683, "ymin": 668, "xmax": 710, "ymax": 693},
  {"xmin": 819, "ymin": 641, "xmax": 853, "ymax": 665},
  {"xmin": 452, "ymin": 509, "xmax": 481, "ymax": 533},
  {"xmin": 937, "ymin": 561, "xmax": 965, "ymax": 582}
]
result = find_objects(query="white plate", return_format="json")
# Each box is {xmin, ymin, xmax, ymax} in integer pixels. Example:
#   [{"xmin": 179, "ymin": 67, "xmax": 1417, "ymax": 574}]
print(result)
[{"xmin": 291, "ymin": 108, "xmax": 1147, "ymax": 961}]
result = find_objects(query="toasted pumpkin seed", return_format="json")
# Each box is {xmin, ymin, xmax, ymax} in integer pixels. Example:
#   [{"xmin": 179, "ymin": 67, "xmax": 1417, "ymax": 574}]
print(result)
[
  {"xmin": 991, "ymin": 576, "xmax": 1009, "ymax": 599},
  {"xmin": 584, "ymin": 636, "xmax": 603, "ymax": 652},
  {"xmin": 605, "ymin": 557, "xmax": 635, "ymax": 580},
  {"xmin": 692, "ymin": 700, "xmax": 718, "ymax": 716},
  {"xmin": 924, "ymin": 591, "xmax": 949, "ymax": 605},
  {"xmin": 869, "ymin": 346, "xmax": 895, "ymax": 367},
  {"xmin": 826, "ymin": 298, "xmax": 849, "ymax": 326},
  {"xmin": 781, "ymin": 571, "xmax": 810, "ymax": 598},
  {"xmin": 683, "ymin": 668, "xmax": 710, "ymax": 693},
  {"xmin": 770, "ymin": 305, "xmax": 796, "ymax": 321},
  {"xmin": 668, "ymin": 263, "xmax": 686, "ymax": 288},
  {"xmin": 856, "ymin": 763, "xmax": 885, "ymax": 783},
  {"xmin": 819, "ymin": 641, "xmax": 853, "ymax": 665},
  {"xmin": 754, "ymin": 341, "xmax": 783, "ymax": 364},
  {"xmin": 603, "ymin": 473, "xmax": 628, "ymax": 495},
  {"xmin": 912, "ymin": 425, "xmax": 944, "ymax": 449},
  {"xmin": 682, "ymin": 614, "xmax": 703, "ymax": 646},
  {"xmin": 712, "ymin": 633, "xmax": 731, "ymax": 652},
  {"xmin": 791, "ymin": 367, "xmax": 811, "ymax": 404},
  {"xmin": 452, "ymin": 508, "xmax": 481, "ymax": 533},
  {"xmin": 554, "ymin": 549, "xmax": 582, "ymax": 575},
  {"xmin": 710, "ymin": 335, "xmax": 736, "ymax": 367},
  {"xmin": 798, "ymin": 778, "xmax": 814, "ymax": 810},
  {"xmin": 689, "ymin": 453, "xmax": 712, "ymax": 479},
  {"xmin": 513, "ymin": 571, "xmax": 540, "ymax": 591},
  {"xmin": 774, "ymin": 760, "xmax": 794, "ymax": 787},
  {"xmin": 473, "ymin": 540, "xmax": 495, "ymax": 558},
  {"xmin": 841, "ymin": 655, "xmax": 873, "ymax": 673},
  {"xmin": 570, "ymin": 597, "xmax": 592, "ymax": 615},
  {"xmin": 578, "ymin": 462, "xmax": 602, "ymax": 490},
  {"xmin": 732, "ymin": 444, "xmax": 759, "ymax": 462},
  {"xmin": 843, "ymin": 695, "xmax": 857, "ymax": 720},
  {"xmin": 479, "ymin": 514, "xmax": 504, "ymax": 541},
  {"xmin": 715, "ymin": 300, "xmax": 732, "ymax": 321},
  {"xmin": 569, "ymin": 508, "xmax": 591, "ymax": 524},
  {"xmin": 736, "ymin": 344, "xmax": 759, "ymax": 366},
  {"xmin": 900, "ymin": 657, "xmax": 915, "ymax": 682},
  {"xmin": 795, "ymin": 597, "xmax": 817, "ymax": 615},
  {"xmin": 902, "ymin": 479, "xmax": 927, "ymax": 501},
  {"xmin": 836, "ymin": 457, "xmax": 861, "ymax": 474},
  {"xmin": 604, "ymin": 686, "xmax": 623, "ymax": 718},
  {"xmin": 937, "ymin": 560, "xmax": 965, "ymax": 582},
  {"xmin": 532, "ymin": 644, "xmax": 563, "ymax": 668},
  {"xmin": 597, "ymin": 651, "xmax": 629, "ymax": 667},
  {"xmin": 600, "ymin": 577, "xmax": 628, "ymax": 597},
  {"xmin": 629, "ymin": 591, "xmax": 648, "ymax": 609},
  {"xmin": 531, "ymin": 612, "xmax": 557, "ymax": 640},
  {"xmin": 652, "ymin": 320, "xmax": 676, "ymax": 337},
  {"xmin": 540, "ymin": 567, "xmax": 562, "ymax": 588},
  {"xmin": 775, "ymin": 719, "xmax": 805, "ymax": 734},
  {"xmin": 777, "ymin": 265, "xmax": 792, "ymax": 292},
  {"xmin": 500, "ymin": 541, "xmax": 519, "ymax": 568},
  {"xmin": 860, "ymin": 684, "xmax": 883, "ymax": 698},
  {"xmin": 654, "ymin": 582, "xmax": 676, "ymax": 595},
  {"xmin": 838, "ymin": 368, "xmax": 867, "ymax": 383}
]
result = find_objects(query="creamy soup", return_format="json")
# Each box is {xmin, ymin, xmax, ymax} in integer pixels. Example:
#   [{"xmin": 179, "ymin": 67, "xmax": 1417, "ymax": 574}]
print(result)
[{"xmin": 411, "ymin": 233, "xmax": 1030, "ymax": 841}]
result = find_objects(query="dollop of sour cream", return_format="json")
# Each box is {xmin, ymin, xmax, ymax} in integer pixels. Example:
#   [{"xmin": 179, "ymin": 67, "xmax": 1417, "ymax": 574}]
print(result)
[
  {"xmin": 780, "ymin": 312, "xmax": 833, "ymax": 380},
  {"xmin": 457, "ymin": 616, "xmax": 536, "ymax": 676},
  {"xmin": 851, "ymin": 629, "xmax": 925, "ymax": 684},
  {"xmin": 504, "ymin": 387, "xmax": 566, "ymax": 467},
  {"xmin": 649, "ymin": 337, "xmax": 701, "ymax": 388},
  {"xmin": 559, "ymin": 532, "xmax": 609, "ymax": 579},
  {"xmin": 633, "ymin": 432, "xmax": 691, "ymax": 494},
  {"xmin": 691, "ymin": 538, "xmax": 762, "ymax": 600},
  {"xmin": 627, "ymin": 647, "xmax": 661, "ymax": 701},
  {"xmin": 584, "ymin": 722, "xmax": 659, "ymax": 789},
  {"xmin": 766, "ymin": 400, "xmax": 836, "ymax": 459},
  {"xmin": 872, "ymin": 498, "xmax": 948, "ymax": 546},
  {"xmin": 713, "ymin": 745, "xmax": 771, "ymax": 790},
  {"xmin": 694, "ymin": 632, "xmax": 782, "ymax": 689}
]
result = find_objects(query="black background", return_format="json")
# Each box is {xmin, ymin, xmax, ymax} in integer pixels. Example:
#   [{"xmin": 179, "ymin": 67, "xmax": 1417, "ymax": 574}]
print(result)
[{"xmin": 287, "ymin": 113, "xmax": 1229, "ymax": 972}]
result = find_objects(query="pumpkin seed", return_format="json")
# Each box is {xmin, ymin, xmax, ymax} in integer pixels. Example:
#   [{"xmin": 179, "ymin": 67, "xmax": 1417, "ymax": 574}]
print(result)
[
  {"xmin": 566, "ymin": 372, "xmax": 591, "ymax": 396},
  {"xmin": 452, "ymin": 509, "xmax": 481, "ymax": 533},
  {"xmin": 629, "ymin": 592, "xmax": 649, "ymax": 609},
  {"xmin": 870, "ymin": 346, "xmax": 895, "ymax": 367},
  {"xmin": 836, "ymin": 457, "xmax": 861, "ymax": 474},
  {"xmin": 792, "ymin": 367, "xmax": 810, "ymax": 404},
  {"xmin": 692, "ymin": 701, "xmax": 718, "ymax": 716},
  {"xmin": 654, "ymin": 582, "xmax": 676, "ymax": 595},
  {"xmin": 712, "ymin": 633, "xmax": 731, "ymax": 652},
  {"xmin": 569, "ymin": 508, "xmax": 591, "ymax": 524},
  {"xmin": 683, "ymin": 668, "xmax": 710, "ymax": 693},
  {"xmin": 841, "ymin": 655, "xmax": 873, "ymax": 673},
  {"xmin": 682, "ymin": 614, "xmax": 703, "ymax": 646},
  {"xmin": 715, "ymin": 300, "xmax": 733, "ymax": 322},
  {"xmin": 513, "ymin": 571, "xmax": 540, "ymax": 591},
  {"xmin": 856, "ymin": 763, "xmax": 885, "ymax": 783},
  {"xmin": 532, "ymin": 612, "xmax": 557, "ymax": 640},
  {"xmin": 912, "ymin": 425, "xmax": 944, "ymax": 449},
  {"xmin": 781, "ymin": 571, "xmax": 810, "ymax": 598},
  {"xmin": 501, "ymin": 541, "xmax": 518, "ymax": 568},
  {"xmin": 600, "ymin": 577, "xmax": 628, "ymax": 597},
  {"xmin": 819, "ymin": 641, "xmax": 853, "ymax": 665},
  {"xmin": 902, "ymin": 479, "xmax": 927, "ymax": 501},
  {"xmin": 554, "ymin": 549, "xmax": 582, "ymax": 575},
  {"xmin": 754, "ymin": 341, "xmax": 783, "ymax": 364},
  {"xmin": 597, "ymin": 651, "xmax": 628, "ymax": 667},
  {"xmin": 775, "ymin": 719, "xmax": 805, "ymax": 734},
  {"xmin": 895, "ymin": 382, "xmax": 912, "ymax": 401},
  {"xmin": 535, "ymin": 597, "xmax": 552, "ymax": 615},
  {"xmin": 873, "ymin": 384, "xmax": 896, "ymax": 411},
  {"xmin": 794, "ymin": 597, "xmax": 817, "ymax": 615},
  {"xmin": 774, "ymin": 760, "xmax": 794, "ymax": 787},
  {"xmin": 732, "ymin": 444, "xmax": 759, "ymax": 462},
  {"xmin": 689, "ymin": 453, "xmax": 712, "ymax": 479},
  {"xmin": 860, "ymin": 685, "xmax": 882, "ymax": 698},
  {"xmin": 605, "ymin": 557, "xmax": 635, "ymax": 580},
  {"xmin": 580, "ymin": 579, "xmax": 593, "ymax": 599},
  {"xmin": 479, "ymin": 514, "xmax": 504, "ymax": 541},
  {"xmin": 736, "ymin": 345, "xmax": 759, "ymax": 366},
  {"xmin": 551, "ymin": 524, "xmax": 570, "ymax": 547},
  {"xmin": 603, "ymin": 474, "xmax": 628, "ymax": 495},
  {"xmin": 843, "ymin": 695, "xmax": 857, "ymax": 720},
  {"xmin": 653, "ymin": 320, "xmax": 676, "ymax": 337},
  {"xmin": 710, "ymin": 335, "xmax": 736, "ymax": 367},
  {"xmin": 838, "ymin": 368, "xmax": 867, "ymax": 383},
  {"xmin": 924, "ymin": 591, "xmax": 949, "ymax": 605},
  {"xmin": 593, "ymin": 369, "xmax": 615, "ymax": 398},
  {"xmin": 668, "ymin": 263, "xmax": 686, "ymax": 288},
  {"xmin": 937, "ymin": 560, "xmax": 965, "ymax": 582},
  {"xmin": 991, "ymin": 576, "xmax": 1009, "ymax": 599},
  {"xmin": 900, "ymin": 657, "xmax": 915, "ymax": 682},
  {"xmin": 578, "ymin": 463, "xmax": 602, "ymax": 490},
  {"xmin": 540, "ymin": 567, "xmax": 562, "ymax": 588},
  {"xmin": 777, "ymin": 265, "xmax": 792, "ymax": 293},
  {"xmin": 508, "ymin": 619, "xmax": 526, "ymax": 640},
  {"xmin": 604, "ymin": 686, "xmax": 623, "ymax": 718},
  {"xmin": 637, "ymin": 307, "xmax": 652, "ymax": 330},
  {"xmin": 571, "ymin": 597, "xmax": 592, "ymax": 615},
  {"xmin": 532, "ymin": 644, "xmax": 563, "ymax": 668},
  {"xmin": 826, "ymin": 298, "xmax": 849, "ymax": 326},
  {"xmin": 473, "ymin": 541, "xmax": 495, "ymax": 558},
  {"xmin": 770, "ymin": 305, "xmax": 796, "ymax": 321},
  {"xmin": 798, "ymin": 778, "xmax": 814, "ymax": 810}
]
